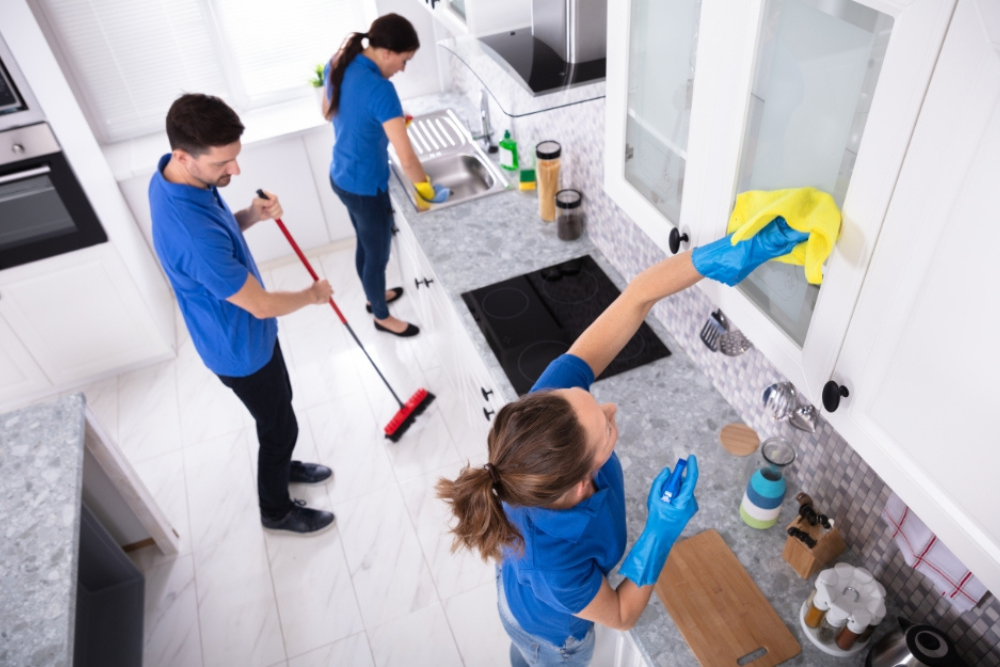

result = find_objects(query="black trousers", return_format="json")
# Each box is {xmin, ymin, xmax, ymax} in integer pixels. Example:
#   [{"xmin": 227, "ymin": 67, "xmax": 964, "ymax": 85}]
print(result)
[{"xmin": 217, "ymin": 341, "xmax": 297, "ymax": 521}]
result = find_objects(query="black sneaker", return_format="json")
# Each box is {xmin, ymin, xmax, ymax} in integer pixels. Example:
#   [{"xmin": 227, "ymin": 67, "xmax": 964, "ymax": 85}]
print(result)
[
  {"xmin": 262, "ymin": 500, "xmax": 335, "ymax": 535},
  {"xmin": 289, "ymin": 461, "xmax": 333, "ymax": 484}
]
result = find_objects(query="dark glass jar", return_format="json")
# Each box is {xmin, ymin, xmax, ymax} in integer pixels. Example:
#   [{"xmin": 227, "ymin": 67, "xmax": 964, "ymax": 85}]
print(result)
[{"xmin": 555, "ymin": 189, "xmax": 584, "ymax": 241}]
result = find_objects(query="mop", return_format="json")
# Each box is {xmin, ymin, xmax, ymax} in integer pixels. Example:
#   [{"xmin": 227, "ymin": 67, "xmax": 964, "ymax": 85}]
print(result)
[{"xmin": 257, "ymin": 190, "xmax": 435, "ymax": 441}]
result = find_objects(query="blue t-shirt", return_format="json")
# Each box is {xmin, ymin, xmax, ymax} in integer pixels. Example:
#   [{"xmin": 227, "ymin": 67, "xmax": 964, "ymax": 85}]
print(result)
[
  {"xmin": 327, "ymin": 55, "xmax": 404, "ymax": 195},
  {"xmin": 501, "ymin": 354, "xmax": 628, "ymax": 646},
  {"xmin": 149, "ymin": 154, "xmax": 277, "ymax": 377}
]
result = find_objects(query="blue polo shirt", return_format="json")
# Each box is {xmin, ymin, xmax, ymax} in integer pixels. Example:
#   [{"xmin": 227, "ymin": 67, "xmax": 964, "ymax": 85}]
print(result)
[
  {"xmin": 501, "ymin": 354, "xmax": 628, "ymax": 646},
  {"xmin": 327, "ymin": 55, "xmax": 404, "ymax": 195},
  {"xmin": 149, "ymin": 154, "xmax": 277, "ymax": 377}
]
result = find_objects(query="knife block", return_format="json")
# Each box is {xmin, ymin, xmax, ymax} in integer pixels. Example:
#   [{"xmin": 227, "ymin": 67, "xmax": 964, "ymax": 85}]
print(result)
[{"xmin": 782, "ymin": 515, "xmax": 847, "ymax": 579}]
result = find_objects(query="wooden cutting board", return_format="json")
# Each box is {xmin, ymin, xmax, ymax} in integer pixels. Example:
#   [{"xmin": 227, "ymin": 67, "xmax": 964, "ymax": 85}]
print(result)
[{"xmin": 655, "ymin": 530, "xmax": 801, "ymax": 667}]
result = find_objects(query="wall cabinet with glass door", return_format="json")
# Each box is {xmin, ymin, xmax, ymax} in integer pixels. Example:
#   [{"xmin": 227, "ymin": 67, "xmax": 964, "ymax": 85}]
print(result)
[
  {"xmin": 606, "ymin": 0, "xmax": 956, "ymax": 408},
  {"xmin": 413, "ymin": 0, "xmax": 530, "ymax": 37},
  {"xmin": 822, "ymin": 0, "xmax": 1000, "ymax": 598}
]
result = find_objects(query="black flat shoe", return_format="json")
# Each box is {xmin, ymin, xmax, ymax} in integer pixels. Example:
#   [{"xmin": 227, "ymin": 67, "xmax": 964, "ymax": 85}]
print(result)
[
  {"xmin": 366, "ymin": 286, "xmax": 404, "ymax": 313},
  {"xmin": 289, "ymin": 461, "xmax": 333, "ymax": 484},
  {"xmin": 374, "ymin": 320, "xmax": 420, "ymax": 337},
  {"xmin": 262, "ymin": 500, "xmax": 335, "ymax": 535}
]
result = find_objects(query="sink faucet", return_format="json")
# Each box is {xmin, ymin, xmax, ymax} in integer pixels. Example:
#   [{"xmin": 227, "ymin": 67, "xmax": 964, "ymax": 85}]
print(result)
[{"xmin": 475, "ymin": 89, "xmax": 498, "ymax": 153}]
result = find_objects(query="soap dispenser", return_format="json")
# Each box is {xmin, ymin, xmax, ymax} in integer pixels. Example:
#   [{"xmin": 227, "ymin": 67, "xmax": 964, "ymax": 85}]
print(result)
[{"xmin": 499, "ymin": 130, "xmax": 518, "ymax": 171}]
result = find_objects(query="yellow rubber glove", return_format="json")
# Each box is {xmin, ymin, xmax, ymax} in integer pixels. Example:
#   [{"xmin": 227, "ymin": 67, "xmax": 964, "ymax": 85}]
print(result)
[{"xmin": 414, "ymin": 178, "xmax": 436, "ymax": 201}]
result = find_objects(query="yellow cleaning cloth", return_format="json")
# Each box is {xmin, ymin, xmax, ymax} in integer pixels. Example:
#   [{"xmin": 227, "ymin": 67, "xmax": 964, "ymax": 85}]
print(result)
[{"xmin": 727, "ymin": 187, "xmax": 841, "ymax": 284}]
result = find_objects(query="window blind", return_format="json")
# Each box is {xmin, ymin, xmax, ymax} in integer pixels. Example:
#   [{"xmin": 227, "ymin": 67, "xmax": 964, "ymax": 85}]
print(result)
[{"xmin": 34, "ymin": 0, "xmax": 367, "ymax": 143}]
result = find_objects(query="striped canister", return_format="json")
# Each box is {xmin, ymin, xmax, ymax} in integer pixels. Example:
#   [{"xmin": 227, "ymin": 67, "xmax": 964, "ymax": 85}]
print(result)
[{"xmin": 739, "ymin": 437, "xmax": 795, "ymax": 529}]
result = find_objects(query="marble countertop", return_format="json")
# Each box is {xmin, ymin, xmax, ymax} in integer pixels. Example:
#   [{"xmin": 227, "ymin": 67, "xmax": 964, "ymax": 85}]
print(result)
[
  {"xmin": 387, "ymin": 152, "xmax": 883, "ymax": 666},
  {"xmin": 0, "ymin": 394, "xmax": 86, "ymax": 667}
]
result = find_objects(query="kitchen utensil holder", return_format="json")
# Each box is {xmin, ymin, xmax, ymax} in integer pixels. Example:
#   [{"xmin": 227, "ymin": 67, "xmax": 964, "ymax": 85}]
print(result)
[{"xmin": 782, "ymin": 515, "xmax": 847, "ymax": 579}]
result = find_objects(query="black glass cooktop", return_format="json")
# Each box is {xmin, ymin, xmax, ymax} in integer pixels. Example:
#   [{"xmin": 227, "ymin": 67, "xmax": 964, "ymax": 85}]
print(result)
[{"xmin": 461, "ymin": 255, "xmax": 670, "ymax": 395}]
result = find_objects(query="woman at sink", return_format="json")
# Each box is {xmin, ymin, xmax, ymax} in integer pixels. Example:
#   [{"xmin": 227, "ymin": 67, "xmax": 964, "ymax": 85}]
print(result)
[
  {"xmin": 320, "ymin": 13, "xmax": 450, "ymax": 337},
  {"xmin": 437, "ymin": 221, "xmax": 809, "ymax": 667}
]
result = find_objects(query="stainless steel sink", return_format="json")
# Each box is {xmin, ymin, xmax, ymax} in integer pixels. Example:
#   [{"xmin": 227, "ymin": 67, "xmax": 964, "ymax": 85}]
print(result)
[{"xmin": 389, "ymin": 109, "xmax": 510, "ymax": 212}]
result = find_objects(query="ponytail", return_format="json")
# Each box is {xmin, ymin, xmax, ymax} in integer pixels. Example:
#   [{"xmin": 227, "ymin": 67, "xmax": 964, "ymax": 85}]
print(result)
[
  {"xmin": 436, "ymin": 465, "xmax": 522, "ymax": 562},
  {"xmin": 324, "ymin": 13, "xmax": 420, "ymax": 120},
  {"xmin": 436, "ymin": 391, "xmax": 593, "ymax": 562}
]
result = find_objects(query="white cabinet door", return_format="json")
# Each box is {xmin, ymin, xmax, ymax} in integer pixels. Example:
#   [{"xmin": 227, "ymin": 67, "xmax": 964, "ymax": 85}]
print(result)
[
  {"xmin": 692, "ymin": 0, "xmax": 955, "ymax": 404},
  {"xmin": 0, "ymin": 245, "xmax": 171, "ymax": 386},
  {"xmin": 604, "ymin": 0, "xmax": 706, "ymax": 251},
  {"xmin": 606, "ymin": 0, "xmax": 956, "ymax": 405},
  {"xmin": 0, "ymin": 315, "xmax": 50, "ymax": 404},
  {"xmin": 826, "ymin": 0, "xmax": 1000, "ymax": 597}
]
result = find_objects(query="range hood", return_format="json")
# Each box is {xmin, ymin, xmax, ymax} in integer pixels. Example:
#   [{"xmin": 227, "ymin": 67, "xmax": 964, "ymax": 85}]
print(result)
[{"xmin": 478, "ymin": 0, "xmax": 607, "ymax": 96}]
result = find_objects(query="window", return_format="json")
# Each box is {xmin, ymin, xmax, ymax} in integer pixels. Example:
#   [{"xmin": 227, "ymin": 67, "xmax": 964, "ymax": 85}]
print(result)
[{"xmin": 32, "ymin": 0, "xmax": 369, "ymax": 143}]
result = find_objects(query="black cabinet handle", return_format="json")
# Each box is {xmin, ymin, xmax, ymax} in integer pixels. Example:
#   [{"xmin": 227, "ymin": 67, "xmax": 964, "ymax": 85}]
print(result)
[
  {"xmin": 822, "ymin": 381, "xmax": 850, "ymax": 412},
  {"xmin": 669, "ymin": 228, "xmax": 689, "ymax": 254},
  {"xmin": 430, "ymin": 0, "xmax": 439, "ymax": 7},
  {"xmin": 481, "ymin": 387, "xmax": 494, "ymax": 401},
  {"xmin": 391, "ymin": 226, "xmax": 399, "ymax": 236},
  {"xmin": 483, "ymin": 406, "xmax": 495, "ymax": 421},
  {"xmin": 414, "ymin": 277, "xmax": 434, "ymax": 289}
]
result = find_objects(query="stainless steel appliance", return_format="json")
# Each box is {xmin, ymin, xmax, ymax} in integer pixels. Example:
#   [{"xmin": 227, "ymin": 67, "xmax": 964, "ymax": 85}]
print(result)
[
  {"xmin": 0, "ymin": 35, "xmax": 107, "ymax": 270},
  {"xmin": 477, "ymin": 0, "xmax": 607, "ymax": 96},
  {"xmin": 866, "ymin": 617, "xmax": 969, "ymax": 667}
]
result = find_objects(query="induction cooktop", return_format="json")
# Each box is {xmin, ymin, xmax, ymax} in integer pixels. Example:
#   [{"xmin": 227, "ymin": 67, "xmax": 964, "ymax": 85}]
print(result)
[{"xmin": 461, "ymin": 255, "xmax": 670, "ymax": 395}]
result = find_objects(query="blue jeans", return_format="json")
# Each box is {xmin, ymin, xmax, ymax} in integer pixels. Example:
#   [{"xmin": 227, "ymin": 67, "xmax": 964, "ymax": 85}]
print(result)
[
  {"xmin": 330, "ymin": 179, "xmax": 395, "ymax": 319},
  {"xmin": 496, "ymin": 568, "xmax": 596, "ymax": 667}
]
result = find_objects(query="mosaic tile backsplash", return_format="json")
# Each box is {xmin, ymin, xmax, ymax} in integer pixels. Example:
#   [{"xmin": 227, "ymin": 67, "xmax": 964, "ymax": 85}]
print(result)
[{"xmin": 447, "ymin": 51, "xmax": 1000, "ymax": 666}]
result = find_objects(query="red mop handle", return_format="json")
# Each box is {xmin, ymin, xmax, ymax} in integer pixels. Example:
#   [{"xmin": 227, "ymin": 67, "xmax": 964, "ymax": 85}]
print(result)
[{"xmin": 257, "ymin": 190, "xmax": 347, "ymax": 325}]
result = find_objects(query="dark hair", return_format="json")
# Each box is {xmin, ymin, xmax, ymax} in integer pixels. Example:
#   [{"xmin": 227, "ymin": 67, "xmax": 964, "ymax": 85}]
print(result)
[
  {"xmin": 323, "ymin": 13, "xmax": 420, "ymax": 119},
  {"xmin": 436, "ymin": 391, "xmax": 593, "ymax": 562},
  {"xmin": 165, "ymin": 94, "xmax": 245, "ymax": 157}
]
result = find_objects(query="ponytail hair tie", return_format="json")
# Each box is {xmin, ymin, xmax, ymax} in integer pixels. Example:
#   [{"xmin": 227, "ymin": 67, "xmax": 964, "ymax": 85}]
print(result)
[{"xmin": 484, "ymin": 463, "xmax": 501, "ymax": 486}]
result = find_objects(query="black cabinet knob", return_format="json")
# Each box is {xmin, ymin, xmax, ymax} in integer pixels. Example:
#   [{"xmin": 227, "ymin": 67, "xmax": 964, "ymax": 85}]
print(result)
[
  {"xmin": 483, "ymin": 406, "xmax": 495, "ymax": 421},
  {"xmin": 822, "ymin": 381, "xmax": 850, "ymax": 412},
  {"xmin": 669, "ymin": 228, "xmax": 689, "ymax": 254},
  {"xmin": 481, "ymin": 387, "xmax": 494, "ymax": 401}
]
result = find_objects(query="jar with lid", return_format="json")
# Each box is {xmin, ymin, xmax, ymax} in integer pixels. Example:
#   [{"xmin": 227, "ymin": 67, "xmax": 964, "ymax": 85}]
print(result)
[
  {"xmin": 536, "ymin": 141, "xmax": 561, "ymax": 222},
  {"xmin": 804, "ymin": 570, "xmax": 836, "ymax": 628},
  {"xmin": 836, "ymin": 609, "xmax": 872, "ymax": 651},
  {"xmin": 555, "ymin": 189, "xmax": 584, "ymax": 240},
  {"xmin": 817, "ymin": 605, "xmax": 850, "ymax": 645}
]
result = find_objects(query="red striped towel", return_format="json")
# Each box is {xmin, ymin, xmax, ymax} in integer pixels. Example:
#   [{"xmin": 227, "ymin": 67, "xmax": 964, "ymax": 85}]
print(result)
[{"xmin": 882, "ymin": 493, "xmax": 988, "ymax": 613}]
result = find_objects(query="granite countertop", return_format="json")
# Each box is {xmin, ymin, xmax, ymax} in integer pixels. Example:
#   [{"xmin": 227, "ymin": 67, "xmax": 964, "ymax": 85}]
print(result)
[
  {"xmin": 0, "ymin": 394, "xmax": 86, "ymax": 667},
  {"xmin": 387, "ymin": 135, "xmax": 886, "ymax": 665}
]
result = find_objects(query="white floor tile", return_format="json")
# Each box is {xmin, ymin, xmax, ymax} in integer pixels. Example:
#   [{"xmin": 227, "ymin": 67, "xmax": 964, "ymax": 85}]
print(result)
[
  {"xmin": 399, "ymin": 464, "xmax": 494, "ymax": 600},
  {"xmin": 117, "ymin": 360, "xmax": 182, "ymax": 463},
  {"xmin": 288, "ymin": 632, "xmax": 374, "ymax": 667},
  {"xmin": 264, "ymin": 525, "xmax": 364, "ymax": 659},
  {"xmin": 304, "ymin": 390, "xmax": 396, "ymax": 505},
  {"xmin": 336, "ymin": 484, "xmax": 437, "ymax": 630},
  {"xmin": 368, "ymin": 604, "xmax": 463, "ymax": 667},
  {"xmin": 442, "ymin": 582, "xmax": 510, "ymax": 667},
  {"xmin": 174, "ymin": 335, "xmax": 249, "ymax": 447},
  {"xmin": 141, "ymin": 555, "xmax": 203, "ymax": 667}
]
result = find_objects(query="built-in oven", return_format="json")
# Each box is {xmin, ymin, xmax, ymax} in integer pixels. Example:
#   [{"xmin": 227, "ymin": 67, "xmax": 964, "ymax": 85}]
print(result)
[
  {"xmin": 0, "ymin": 35, "xmax": 106, "ymax": 271},
  {"xmin": 0, "ymin": 123, "xmax": 107, "ymax": 270}
]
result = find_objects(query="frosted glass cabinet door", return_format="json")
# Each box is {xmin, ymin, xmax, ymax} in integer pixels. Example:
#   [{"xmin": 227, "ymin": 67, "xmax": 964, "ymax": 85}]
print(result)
[
  {"xmin": 735, "ymin": 0, "xmax": 894, "ymax": 346},
  {"xmin": 604, "ymin": 0, "xmax": 704, "ymax": 250},
  {"xmin": 623, "ymin": 0, "xmax": 702, "ymax": 225},
  {"xmin": 694, "ymin": 0, "xmax": 955, "ymax": 403}
]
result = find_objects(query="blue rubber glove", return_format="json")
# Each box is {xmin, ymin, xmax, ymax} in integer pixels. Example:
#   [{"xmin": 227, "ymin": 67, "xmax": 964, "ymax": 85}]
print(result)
[
  {"xmin": 619, "ymin": 455, "xmax": 699, "ymax": 587},
  {"xmin": 691, "ymin": 217, "xmax": 809, "ymax": 286}
]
